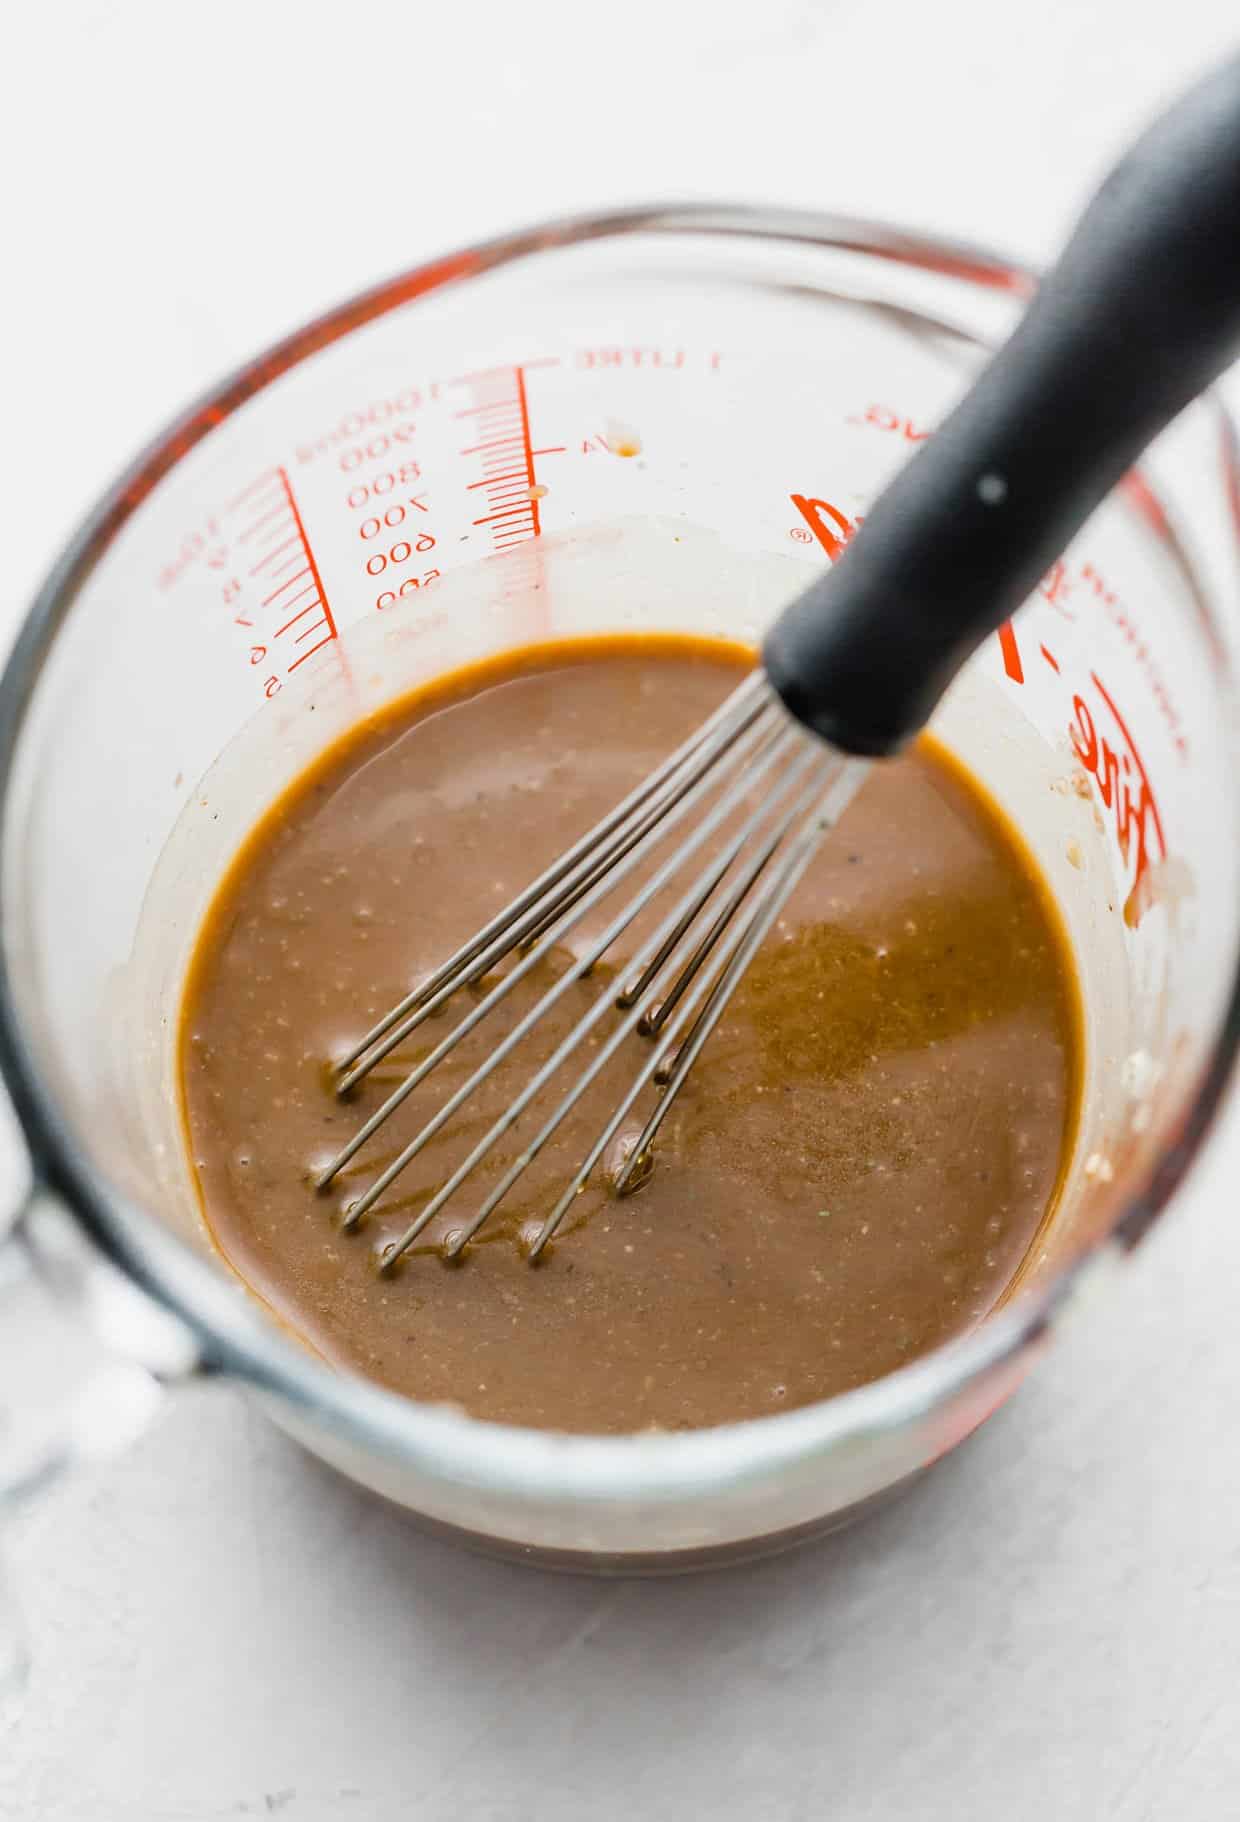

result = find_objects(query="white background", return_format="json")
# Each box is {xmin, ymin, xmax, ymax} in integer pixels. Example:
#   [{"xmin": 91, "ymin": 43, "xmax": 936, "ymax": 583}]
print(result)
[{"xmin": 2, "ymin": 3, "xmax": 1239, "ymax": 1817}]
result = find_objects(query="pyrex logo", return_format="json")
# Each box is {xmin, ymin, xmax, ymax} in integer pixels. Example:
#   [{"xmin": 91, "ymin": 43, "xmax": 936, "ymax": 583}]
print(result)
[{"xmin": 789, "ymin": 491, "xmax": 1167, "ymax": 927}]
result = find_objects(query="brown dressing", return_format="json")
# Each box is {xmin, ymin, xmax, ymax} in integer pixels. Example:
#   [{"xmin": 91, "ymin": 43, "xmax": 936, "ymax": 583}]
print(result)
[{"xmin": 180, "ymin": 637, "xmax": 1081, "ymax": 1433}]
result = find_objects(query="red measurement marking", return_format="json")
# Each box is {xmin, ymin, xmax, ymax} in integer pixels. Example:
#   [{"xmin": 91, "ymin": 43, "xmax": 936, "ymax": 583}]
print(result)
[
  {"xmin": 275, "ymin": 600, "xmax": 323, "ymax": 638},
  {"xmin": 453, "ymin": 365, "xmax": 543, "ymax": 553},
  {"xmin": 249, "ymin": 519, "xmax": 299, "ymax": 554},
  {"xmin": 1070, "ymin": 672, "xmax": 1166, "ymax": 926},
  {"xmin": 997, "ymin": 622, "xmax": 1024, "ymax": 683},
  {"xmin": 261, "ymin": 565, "xmax": 310, "ymax": 608},
  {"xmin": 249, "ymin": 534, "xmax": 301, "ymax": 576},
  {"xmin": 267, "ymin": 560, "xmax": 309, "ymax": 590},
  {"xmin": 792, "ymin": 486, "xmax": 1023, "ymax": 708},
  {"xmin": 286, "ymin": 612, "xmax": 335, "ymax": 672},
  {"xmin": 997, "ymin": 579, "xmax": 1171, "ymax": 924},
  {"xmin": 1120, "ymin": 470, "xmax": 1175, "ymax": 545},
  {"xmin": 277, "ymin": 467, "xmax": 336, "ymax": 640},
  {"xmin": 848, "ymin": 403, "xmax": 931, "ymax": 441},
  {"xmin": 1008, "ymin": 637, "xmax": 1172, "ymax": 929},
  {"xmin": 786, "ymin": 462, "xmax": 1180, "ymax": 924},
  {"xmin": 449, "ymin": 357, "xmax": 560, "ymax": 385},
  {"xmin": 454, "ymin": 403, "xmax": 521, "ymax": 419},
  {"xmin": 789, "ymin": 493, "xmax": 853, "ymax": 560},
  {"xmin": 514, "ymin": 366, "xmax": 541, "ymax": 538},
  {"xmin": 1076, "ymin": 561, "xmax": 1186, "ymax": 757},
  {"xmin": 275, "ymin": 601, "xmax": 320, "ymax": 639},
  {"xmin": 272, "ymin": 583, "xmax": 317, "ymax": 621},
  {"xmin": 225, "ymin": 468, "xmax": 281, "ymax": 513},
  {"xmin": 1038, "ymin": 559, "xmax": 1073, "ymax": 617},
  {"xmin": 210, "ymin": 465, "xmax": 340, "ymax": 702},
  {"xmin": 239, "ymin": 500, "xmax": 292, "ymax": 542}
]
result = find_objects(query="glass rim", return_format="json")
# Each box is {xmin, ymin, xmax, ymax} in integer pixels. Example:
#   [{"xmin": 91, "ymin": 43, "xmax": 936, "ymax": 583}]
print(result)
[{"xmin": 0, "ymin": 202, "xmax": 1235, "ymax": 1503}]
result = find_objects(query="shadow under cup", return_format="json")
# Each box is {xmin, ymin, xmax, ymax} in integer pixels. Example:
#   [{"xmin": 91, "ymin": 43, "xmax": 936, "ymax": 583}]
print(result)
[{"xmin": 1, "ymin": 209, "xmax": 1237, "ymax": 1567}]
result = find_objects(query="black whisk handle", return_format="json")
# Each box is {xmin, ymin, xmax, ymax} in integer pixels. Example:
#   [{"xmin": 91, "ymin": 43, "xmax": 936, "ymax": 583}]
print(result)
[{"xmin": 764, "ymin": 54, "xmax": 1240, "ymax": 757}]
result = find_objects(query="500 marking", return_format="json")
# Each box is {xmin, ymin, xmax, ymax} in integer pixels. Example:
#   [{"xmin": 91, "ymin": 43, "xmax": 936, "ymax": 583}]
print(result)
[{"xmin": 375, "ymin": 570, "xmax": 441, "ymax": 610}]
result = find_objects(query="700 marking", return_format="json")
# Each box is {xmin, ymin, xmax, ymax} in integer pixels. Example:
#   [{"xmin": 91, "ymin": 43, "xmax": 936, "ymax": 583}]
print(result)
[
  {"xmin": 359, "ymin": 495, "xmax": 434, "ymax": 556},
  {"xmin": 341, "ymin": 457, "xmax": 440, "ymax": 606}
]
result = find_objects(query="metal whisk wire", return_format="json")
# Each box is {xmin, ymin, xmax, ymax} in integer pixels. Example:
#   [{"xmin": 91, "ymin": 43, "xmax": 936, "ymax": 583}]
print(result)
[
  {"xmin": 477, "ymin": 755, "xmax": 862, "ymax": 1263},
  {"xmin": 316, "ymin": 672, "xmax": 867, "ymax": 1263},
  {"xmin": 319, "ymin": 682, "xmax": 785, "ymax": 1187},
  {"xmin": 368, "ymin": 739, "xmax": 822, "ymax": 1266},
  {"xmin": 333, "ymin": 667, "xmax": 772, "ymax": 1092}
]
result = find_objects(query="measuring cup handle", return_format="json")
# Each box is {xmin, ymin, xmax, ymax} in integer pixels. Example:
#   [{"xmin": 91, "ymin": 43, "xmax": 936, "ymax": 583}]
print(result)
[
  {"xmin": 0, "ymin": 1188, "xmax": 199, "ymax": 1693},
  {"xmin": 0, "ymin": 1188, "xmax": 199, "ymax": 1513},
  {"xmin": 764, "ymin": 52, "xmax": 1240, "ymax": 755}
]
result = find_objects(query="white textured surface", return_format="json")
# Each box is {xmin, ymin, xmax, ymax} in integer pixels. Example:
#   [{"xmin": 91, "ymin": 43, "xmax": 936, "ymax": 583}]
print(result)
[{"xmin": 2, "ymin": 3, "xmax": 1239, "ymax": 1816}]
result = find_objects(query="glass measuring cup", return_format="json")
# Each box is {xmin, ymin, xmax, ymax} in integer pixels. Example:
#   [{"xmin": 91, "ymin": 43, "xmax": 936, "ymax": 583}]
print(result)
[{"xmin": 0, "ymin": 206, "xmax": 1235, "ymax": 1572}]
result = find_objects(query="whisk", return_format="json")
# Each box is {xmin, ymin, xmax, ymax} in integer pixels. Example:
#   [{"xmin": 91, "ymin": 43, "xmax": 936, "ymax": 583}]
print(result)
[{"xmin": 317, "ymin": 58, "xmax": 1240, "ymax": 1265}]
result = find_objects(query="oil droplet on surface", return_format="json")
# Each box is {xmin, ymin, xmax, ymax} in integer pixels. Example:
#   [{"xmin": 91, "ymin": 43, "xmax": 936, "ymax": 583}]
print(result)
[
  {"xmin": 603, "ymin": 1123, "xmax": 654, "ymax": 1194},
  {"xmin": 606, "ymin": 418, "xmax": 642, "ymax": 458}
]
